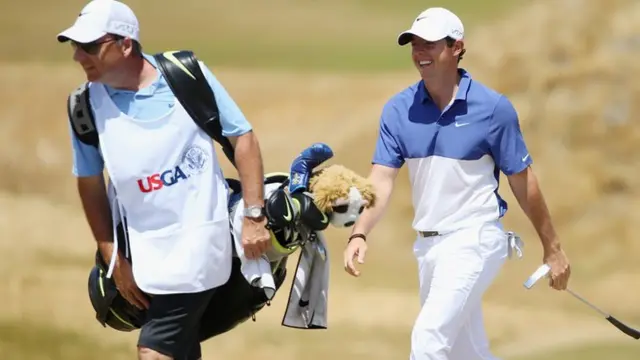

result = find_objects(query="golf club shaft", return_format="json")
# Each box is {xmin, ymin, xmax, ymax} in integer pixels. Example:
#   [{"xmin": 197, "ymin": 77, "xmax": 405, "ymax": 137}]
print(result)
[
  {"xmin": 566, "ymin": 288, "xmax": 640, "ymax": 340},
  {"xmin": 525, "ymin": 264, "xmax": 640, "ymax": 339},
  {"xmin": 565, "ymin": 288, "xmax": 609, "ymax": 317}
]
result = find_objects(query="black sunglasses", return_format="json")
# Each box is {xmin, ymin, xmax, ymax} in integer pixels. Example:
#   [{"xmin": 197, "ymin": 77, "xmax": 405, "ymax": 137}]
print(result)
[
  {"xmin": 71, "ymin": 38, "xmax": 117, "ymax": 55},
  {"xmin": 331, "ymin": 204, "xmax": 365, "ymax": 214}
]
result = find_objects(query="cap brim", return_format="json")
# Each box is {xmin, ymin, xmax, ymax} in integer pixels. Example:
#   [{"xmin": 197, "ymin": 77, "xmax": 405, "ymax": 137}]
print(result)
[
  {"xmin": 57, "ymin": 24, "xmax": 106, "ymax": 43},
  {"xmin": 397, "ymin": 31, "xmax": 415, "ymax": 46},
  {"xmin": 397, "ymin": 28, "xmax": 448, "ymax": 46}
]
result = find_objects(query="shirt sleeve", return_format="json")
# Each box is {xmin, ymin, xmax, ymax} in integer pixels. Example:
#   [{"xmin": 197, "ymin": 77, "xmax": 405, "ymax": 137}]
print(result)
[
  {"xmin": 372, "ymin": 102, "xmax": 404, "ymax": 168},
  {"xmin": 68, "ymin": 121, "xmax": 104, "ymax": 177},
  {"xmin": 200, "ymin": 63, "xmax": 253, "ymax": 137},
  {"xmin": 487, "ymin": 95, "xmax": 532, "ymax": 175}
]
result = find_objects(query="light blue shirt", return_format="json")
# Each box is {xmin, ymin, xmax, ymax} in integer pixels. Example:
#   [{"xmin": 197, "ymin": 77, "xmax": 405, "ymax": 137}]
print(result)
[
  {"xmin": 70, "ymin": 53, "xmax": 252, "ymax": 177},
  {"xmin": 373, "ymin": 69, "xmax": 532, "ymax": 231}
]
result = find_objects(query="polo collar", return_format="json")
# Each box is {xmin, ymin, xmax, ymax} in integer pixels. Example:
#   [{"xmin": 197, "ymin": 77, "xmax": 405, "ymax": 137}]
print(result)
[
  {"xmin": 419, "ymin": 68, "xmax": 472, "ymax": 104},
  {"xmin": 105, "ymin": 53, "xmax": 162, "ymax": 96}
]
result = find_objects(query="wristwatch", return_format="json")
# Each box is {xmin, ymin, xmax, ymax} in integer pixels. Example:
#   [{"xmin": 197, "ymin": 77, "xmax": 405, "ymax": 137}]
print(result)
[{"xmin": 243, "ymin": 205, "xmax": 265, "ymax": 219}]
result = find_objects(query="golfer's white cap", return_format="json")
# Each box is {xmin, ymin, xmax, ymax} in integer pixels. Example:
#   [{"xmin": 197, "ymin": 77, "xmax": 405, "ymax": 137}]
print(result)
[
  {"xmin": 397, "ymin": 7, "xmax": 464, "ymax": 46},
  {"xmin": 57, "ymin": 0, "xmax": 140, "ymax": 44}
]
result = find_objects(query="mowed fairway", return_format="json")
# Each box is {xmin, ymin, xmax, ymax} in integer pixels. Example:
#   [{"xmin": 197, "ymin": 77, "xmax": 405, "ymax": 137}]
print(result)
[{"xmin": 2, "ymin": 0, "xmax": 640, "ymax": 359}]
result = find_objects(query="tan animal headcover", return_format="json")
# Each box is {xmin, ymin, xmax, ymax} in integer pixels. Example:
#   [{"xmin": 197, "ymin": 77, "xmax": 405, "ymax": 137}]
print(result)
[{"xmin": 308, "ymin": 164, "xmax": 376, "ymax": 213}]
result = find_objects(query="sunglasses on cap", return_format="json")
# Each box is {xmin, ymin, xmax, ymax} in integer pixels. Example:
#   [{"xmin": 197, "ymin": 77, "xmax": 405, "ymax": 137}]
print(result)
[{"xmin": 71, "ymin": 37, "xmax": 118, "ymax": 55}]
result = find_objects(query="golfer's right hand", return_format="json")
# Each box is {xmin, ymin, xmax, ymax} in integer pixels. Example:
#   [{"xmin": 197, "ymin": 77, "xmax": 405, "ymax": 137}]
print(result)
[
  {"xmin": 113, "ymin": 255, "xmax": 150, "ymax": 310},
  {"xmin": 344, "ymin": 237, "xmax": 367, "ymax": 277}
]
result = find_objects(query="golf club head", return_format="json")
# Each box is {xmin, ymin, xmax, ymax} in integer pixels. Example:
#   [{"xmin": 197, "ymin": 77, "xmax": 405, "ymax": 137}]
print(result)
[{"xmin": 523, "ymin": 264, "xmax": 551, "ymax": 289}]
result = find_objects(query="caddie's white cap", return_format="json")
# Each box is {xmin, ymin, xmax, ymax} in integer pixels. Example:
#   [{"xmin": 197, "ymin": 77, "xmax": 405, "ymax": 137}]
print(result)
[
  {"xmin": 397, "ymin": 7, "xmax": 464, "ymax": 46},
  {"xmin": 57, "ymin": 0, "xmax": 140, "ymax": 44}
]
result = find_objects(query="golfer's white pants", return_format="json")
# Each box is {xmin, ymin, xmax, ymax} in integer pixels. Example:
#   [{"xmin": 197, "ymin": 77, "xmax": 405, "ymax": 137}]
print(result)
[{"xmin": 410, "ymin": 220, "xmax": 508, "ymax": 360}]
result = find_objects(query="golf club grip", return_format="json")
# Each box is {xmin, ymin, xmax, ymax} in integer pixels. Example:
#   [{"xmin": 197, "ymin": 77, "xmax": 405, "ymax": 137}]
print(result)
[{"xmin": 606, "ymin": 316, "xmax": 640, "ymax": 339}]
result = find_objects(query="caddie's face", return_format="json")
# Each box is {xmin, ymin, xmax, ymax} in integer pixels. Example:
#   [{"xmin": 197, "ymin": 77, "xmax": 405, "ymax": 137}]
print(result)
[
  {"xmin": 410, "ymin": 36, "xmax": 460, "ymax": 78},
  {"xmin": 71, "ymin": 35, "xmax": 129, "ymax": 82}
]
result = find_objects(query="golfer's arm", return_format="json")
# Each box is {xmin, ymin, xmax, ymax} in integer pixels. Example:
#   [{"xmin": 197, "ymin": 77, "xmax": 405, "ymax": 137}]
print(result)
[
  {"xmin": 350, "ymin": 164, "xmax": 399, "ymax": 238},
  {"xmin": 77, "ymin": 176, "xmax": 117, "ymax": 263},
  {"xmin": 507, "ymin": 166, "xmax": 561, "ymax": 253},
  {"xmin": 230, "ymin": 131, "xmax": 265, "ymax": 207}
]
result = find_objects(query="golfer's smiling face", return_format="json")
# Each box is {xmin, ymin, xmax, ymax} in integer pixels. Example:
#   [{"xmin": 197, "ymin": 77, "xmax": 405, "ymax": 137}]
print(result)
[{"xmin": 411, "ymin": 36, "xmax": 461, "ymax": 78}]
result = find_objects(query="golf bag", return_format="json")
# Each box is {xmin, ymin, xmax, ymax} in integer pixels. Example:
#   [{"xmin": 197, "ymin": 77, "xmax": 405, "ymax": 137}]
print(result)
[{"xmin": 87, "ymin": 173, "xmax": 295, "ymax": 336}]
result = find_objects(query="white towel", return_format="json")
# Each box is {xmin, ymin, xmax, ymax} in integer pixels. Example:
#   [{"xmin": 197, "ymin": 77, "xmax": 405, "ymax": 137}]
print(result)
[
  {"xmin": 506, "ymin": 231, "xmax": 524, "ymax": 260},
  {"xmin": 281, "ymin": 230, "xmax": 330, "ymax": 329},
  {"xmin": 229, "ymin": 198, "xmax": 277, "ymax": 300}
]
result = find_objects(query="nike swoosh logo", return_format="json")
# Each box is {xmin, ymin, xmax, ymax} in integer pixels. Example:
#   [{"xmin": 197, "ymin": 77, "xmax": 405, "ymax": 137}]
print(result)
[
  {"xmin": 282, "ymin": 196, "xmax": 292, "ymax": 222},
  {"xmin": 454, "ymin": 122, "xmax": 470, "ymax": 127},
  {"xmin": 320, "ymin": 211, "xmax": 328, "ymax": 224},
  {"xmin": 522, "ymin": 154, "xmax": 530, "ymax": 162},
  {"xmin": 161, "ymin": 51, "xmax": 196, "ymax": 80}
]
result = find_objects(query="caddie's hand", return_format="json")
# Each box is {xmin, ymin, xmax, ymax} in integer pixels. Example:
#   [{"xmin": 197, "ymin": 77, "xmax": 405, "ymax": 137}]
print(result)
[
  {"xmin": 543, "ymin": 246, "xmax": 571, "ymax": 290},
  {"xmin": 344, "ymin": 236, "xmax": 367, "ymax": 277},
  {"xmin": 242, "ymin": 215, "xmax": 271, "ymax": 260},
  {"xmin": 112, "ymin": 254, "xmax": 150, "ymax": 310}
]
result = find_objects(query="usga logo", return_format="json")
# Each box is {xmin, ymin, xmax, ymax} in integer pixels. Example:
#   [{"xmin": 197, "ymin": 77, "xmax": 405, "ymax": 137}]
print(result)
[
  {"xmin": 136, "ymin": 145, "xmax": 210, "ymax": 193},
  {"xmin": 137, "ymin": 166, "xmax": 189, "ymax": 193}
]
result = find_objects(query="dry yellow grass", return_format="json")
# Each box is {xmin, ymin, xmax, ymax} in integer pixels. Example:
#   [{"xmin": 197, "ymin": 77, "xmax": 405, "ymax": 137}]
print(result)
[{"xmin": 2, "ymin": 0, "xmax": 640, "ymax": 359}]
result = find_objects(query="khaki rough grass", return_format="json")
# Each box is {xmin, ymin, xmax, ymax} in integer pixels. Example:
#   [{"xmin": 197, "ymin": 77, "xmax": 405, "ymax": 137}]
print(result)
[{"xmin": 1, "ymin": 0, "xmax": 640, "ymax": 359}]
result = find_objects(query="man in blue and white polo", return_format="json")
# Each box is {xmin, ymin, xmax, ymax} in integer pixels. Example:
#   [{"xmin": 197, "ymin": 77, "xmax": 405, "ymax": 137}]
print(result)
[{"xmin": 343, "ymin": 7, "xmax": 571, "ymax": 360}]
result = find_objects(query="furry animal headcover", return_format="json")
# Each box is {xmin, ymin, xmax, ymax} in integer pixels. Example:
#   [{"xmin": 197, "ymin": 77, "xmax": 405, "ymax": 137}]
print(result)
[{"xmin": 308, "ymin": 164, "xmax": 376, "ymax": 228}]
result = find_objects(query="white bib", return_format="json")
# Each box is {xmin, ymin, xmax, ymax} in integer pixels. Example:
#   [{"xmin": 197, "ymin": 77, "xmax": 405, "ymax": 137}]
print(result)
[{"xmin": 90, "ymin": 83, "xmax": 232, "ymax": 295}]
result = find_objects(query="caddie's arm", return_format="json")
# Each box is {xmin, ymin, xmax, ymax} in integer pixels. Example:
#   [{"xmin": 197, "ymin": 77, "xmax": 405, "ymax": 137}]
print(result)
[
  {"xmin": 201, "ymin": 65, "xmax": 265, "ymax": 207},
  {"xmin": 68, "ymin": 122, "xmax": 119, "ymax": 262},
  {"xmin": 203, "ymin": 63, "xmax": 270, "ymax": 257},
  {"xmin": 230, "ymin": 132, "xmax": 265, "ymax": 206},
  {"xmin": 77, "ymin": 175, "xmax": 118, "ymax": 261}
]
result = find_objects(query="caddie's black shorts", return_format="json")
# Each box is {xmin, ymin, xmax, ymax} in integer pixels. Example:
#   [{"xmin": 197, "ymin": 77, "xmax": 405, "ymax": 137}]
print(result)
[{"xmin": 137, "ymin": 287, "xmax": 217, "ymax": 360}]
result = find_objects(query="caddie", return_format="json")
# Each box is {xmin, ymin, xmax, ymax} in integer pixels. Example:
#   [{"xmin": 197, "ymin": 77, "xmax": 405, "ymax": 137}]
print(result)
[
  {"xmin": 57, "ymin": 0, "xmax": 271, "ymax": 359},
  {"xmin": 343, "ymin": 7, "xmax": 572, "ymax": 360}
]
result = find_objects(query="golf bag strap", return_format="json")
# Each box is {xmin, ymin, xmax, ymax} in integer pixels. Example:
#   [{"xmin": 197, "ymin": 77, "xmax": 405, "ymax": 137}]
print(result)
[
  {"xmin": 153, "ymin": 50, "xmax": 236, "ymax": 168},
  {"xmin": 67, "ymin": 82, "xmax": 99, "ymax": 147},
  {"xmin": 66, "ymin": 51, "xmax": 237, "ymax": 169}
]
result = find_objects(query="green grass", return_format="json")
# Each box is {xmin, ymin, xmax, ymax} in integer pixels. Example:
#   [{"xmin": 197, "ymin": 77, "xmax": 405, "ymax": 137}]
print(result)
[
  {"xmin": 0, "ymin": 320, "xmax": 131, "ymax": 360},
  {"xmin": 512, "ymin": 342, "xmax": 640, "ymax": 360},
  {"xmin": 4, "ymin": 0, "xmax": 519, "ymax": 71}
]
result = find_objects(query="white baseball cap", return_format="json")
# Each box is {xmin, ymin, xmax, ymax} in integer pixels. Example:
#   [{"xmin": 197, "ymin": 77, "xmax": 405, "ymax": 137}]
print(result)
[
  {"xmin": 57, "ymin": 0, "xmax": 140, "ymax": 44},
  {"xmin": 397, "ymin": 7, "xmax": 464, "ymax": 46}
]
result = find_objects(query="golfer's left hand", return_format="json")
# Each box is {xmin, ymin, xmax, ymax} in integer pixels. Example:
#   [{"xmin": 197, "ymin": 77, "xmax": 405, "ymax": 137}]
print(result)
[
  {"xmin": 242, "ymin": 215, "xmax": 271, "ymax": 260},
  {"xmin": 543, "ymin": 246, "xmax": 571, "ymax": 290}
]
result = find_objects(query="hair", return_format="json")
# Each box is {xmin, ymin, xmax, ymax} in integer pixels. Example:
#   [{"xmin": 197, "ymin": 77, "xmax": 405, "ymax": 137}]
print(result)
[{"xmin": 445, "ymin": 36, "xmax": 465, "ymax": 63}]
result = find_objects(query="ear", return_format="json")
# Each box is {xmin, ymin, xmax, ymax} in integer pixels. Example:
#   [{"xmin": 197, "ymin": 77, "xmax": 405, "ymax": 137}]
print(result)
[
  {"xmin": 120, "ymin": 37, "xmax": 135, "ymax": 57},
  {"xmin": 454, "ymin": 40, "xmax": 465, "ymax": 57}
]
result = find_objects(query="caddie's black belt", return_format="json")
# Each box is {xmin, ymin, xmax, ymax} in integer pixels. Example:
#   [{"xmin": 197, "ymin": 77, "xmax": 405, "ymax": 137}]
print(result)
[{"xmin": 418, "ymin": 231, "xmax": 440, "ymax": 238}]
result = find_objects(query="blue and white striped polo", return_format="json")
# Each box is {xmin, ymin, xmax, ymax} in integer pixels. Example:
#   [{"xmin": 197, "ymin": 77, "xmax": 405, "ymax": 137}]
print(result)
[{"xmin": 373, "ymin": 69, "xmax": 532, "ymax": 233}]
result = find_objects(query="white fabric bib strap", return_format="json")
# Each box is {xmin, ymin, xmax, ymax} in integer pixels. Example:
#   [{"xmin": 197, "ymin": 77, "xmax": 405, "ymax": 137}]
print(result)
[{"xmin": 90, "ymin": 83, "xmax": 232, "ymax": 294}]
